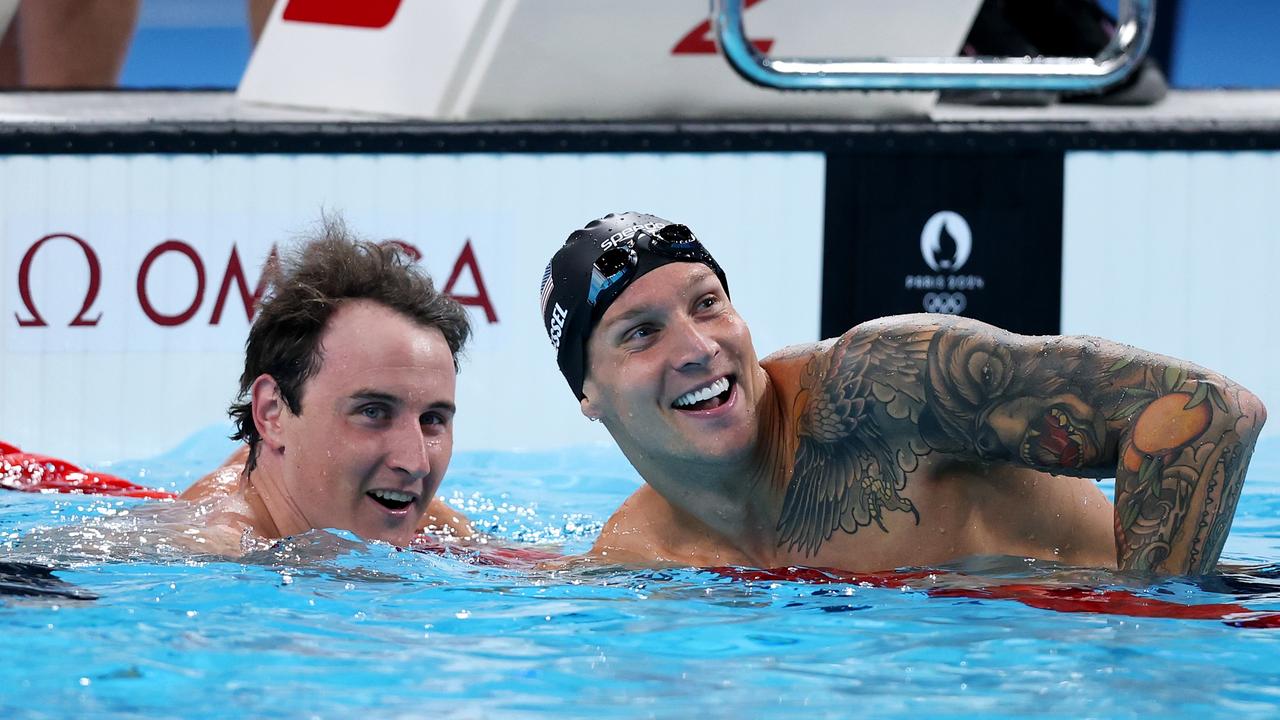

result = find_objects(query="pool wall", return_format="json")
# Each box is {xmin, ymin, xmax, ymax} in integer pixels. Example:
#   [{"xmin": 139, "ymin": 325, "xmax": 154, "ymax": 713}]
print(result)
[{"xmin": 1, "ymin": 97, "xmax": 1278, "ymax": 462}]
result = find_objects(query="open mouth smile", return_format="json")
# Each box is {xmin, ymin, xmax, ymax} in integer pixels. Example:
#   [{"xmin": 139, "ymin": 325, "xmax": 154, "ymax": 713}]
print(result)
[
  {"xmin": 672, "ymin": 375, "xmax": 735, "ymax": 412},
  {"xmin": 367, "ymin": 488, "xmax": 418, "ymax": 513}
]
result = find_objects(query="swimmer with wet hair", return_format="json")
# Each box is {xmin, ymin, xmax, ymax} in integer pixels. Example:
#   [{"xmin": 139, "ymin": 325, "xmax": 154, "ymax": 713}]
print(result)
[
  {"xmin": 182, "ymin": 219, "xmax": 474, "ymax": 555},
  {"xmin": 540, "ymin": 212, "xmax": 1266, "ymax": 575}
]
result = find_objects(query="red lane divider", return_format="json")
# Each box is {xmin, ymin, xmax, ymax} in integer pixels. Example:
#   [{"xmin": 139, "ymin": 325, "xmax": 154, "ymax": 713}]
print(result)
[
  {"xmin": 1, "ymin": 443, "xmax": 176, "ymax": 500},
  {"xmin": 714, "ymin": 566, "xmax": 1280, "ymax": 629}
]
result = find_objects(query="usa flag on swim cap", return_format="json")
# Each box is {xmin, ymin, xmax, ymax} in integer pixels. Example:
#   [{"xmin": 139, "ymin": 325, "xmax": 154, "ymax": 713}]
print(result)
[{"xmin": 539, "ymin": 261, "xmax": 554, "ymax": 316}]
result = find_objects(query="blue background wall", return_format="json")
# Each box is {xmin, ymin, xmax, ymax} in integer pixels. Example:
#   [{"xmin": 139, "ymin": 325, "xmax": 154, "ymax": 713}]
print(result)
[
  {"xmin": 120, "ymin": 1, "xmax": 249, "ymax": 88},
  {"xmin": 1165, "ymin": 0, "xmax": 1280, "ymax": 87},
  {"xmin": 118, "ymin": 0, "xmax": 1280, "ymax": 90}
]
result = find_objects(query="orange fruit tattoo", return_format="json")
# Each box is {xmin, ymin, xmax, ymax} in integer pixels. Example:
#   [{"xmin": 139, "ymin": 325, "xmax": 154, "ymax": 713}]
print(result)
[
  {"xmin": 1121, "ymin": 444, "xmax": 1145, "ymax": 473},
  {"xmin": 1131, "ymin": 391, "xmax": 1213, "ymax": 455}
]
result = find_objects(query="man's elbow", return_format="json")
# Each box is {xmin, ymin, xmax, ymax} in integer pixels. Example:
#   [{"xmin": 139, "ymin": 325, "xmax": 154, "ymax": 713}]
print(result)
[{"xmin": 1238, "ymin": 386, "xmax": 1267, "ymax": 431}]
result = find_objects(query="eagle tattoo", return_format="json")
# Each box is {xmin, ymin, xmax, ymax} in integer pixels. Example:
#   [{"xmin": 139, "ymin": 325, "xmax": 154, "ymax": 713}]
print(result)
[{"xmin": 775, "ymin": 325, "xmax": 936, "ymax": 556}]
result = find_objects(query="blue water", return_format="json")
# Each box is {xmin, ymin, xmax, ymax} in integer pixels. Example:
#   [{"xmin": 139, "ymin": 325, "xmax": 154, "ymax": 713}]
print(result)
[{"xmin": 5, "ymin": 428, "xmax": 1280, "ymax": 718}]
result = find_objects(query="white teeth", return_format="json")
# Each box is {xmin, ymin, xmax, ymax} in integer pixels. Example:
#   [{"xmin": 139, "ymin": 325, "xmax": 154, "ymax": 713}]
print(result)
[
  {"xmin": 673, "ymin": 377, "xmax": 731, "ymax": 408},
  {"xmin": 370, "ymin": 489, "xmax": 415, "ymax": 503}
]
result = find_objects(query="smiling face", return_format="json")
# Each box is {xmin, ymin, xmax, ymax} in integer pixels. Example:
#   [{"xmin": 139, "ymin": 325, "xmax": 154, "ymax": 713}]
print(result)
[
  {"xmin": 265, "ymin": 299, "xmax": 457, "ymax": 546},
  {"xmin": 580, "ymin": 263, "xmax": 767, "ymax": 467}
]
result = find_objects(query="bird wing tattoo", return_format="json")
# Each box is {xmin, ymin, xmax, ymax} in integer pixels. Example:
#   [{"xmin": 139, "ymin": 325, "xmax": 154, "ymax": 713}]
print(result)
[{"xmin": 776, "ymin": 324, "xmax": 936, "ymax": 556}]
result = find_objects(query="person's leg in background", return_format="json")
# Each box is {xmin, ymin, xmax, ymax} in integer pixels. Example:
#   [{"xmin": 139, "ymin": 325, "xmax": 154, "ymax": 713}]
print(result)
[
  {"xmin": 0, "ymin": 0, "xmax": 21, "ymax": 86},
  {"xmin": 249, "ymin": 0, "xmax": 277, "ymax": 46},
  {"xmin": 14, "ymin": 0, "xmax": 140, "ymax": 87}
]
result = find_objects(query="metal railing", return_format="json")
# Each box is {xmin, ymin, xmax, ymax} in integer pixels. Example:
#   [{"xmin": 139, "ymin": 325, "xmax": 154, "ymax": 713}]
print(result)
[{"xmin": 712, "ymin": 0, "xmax": 1155, "ymax": 92}]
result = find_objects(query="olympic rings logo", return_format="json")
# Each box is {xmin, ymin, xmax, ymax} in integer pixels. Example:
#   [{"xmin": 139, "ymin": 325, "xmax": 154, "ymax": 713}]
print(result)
[{"xmin": 923, "ymin": 292, "xmax": 967, "ymax": 315}]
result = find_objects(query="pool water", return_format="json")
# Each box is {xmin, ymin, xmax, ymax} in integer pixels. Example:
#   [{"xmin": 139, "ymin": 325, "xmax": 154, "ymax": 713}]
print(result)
[{"xmin": 5, "ymin": 427, "xmax": 1280, "ymax": 718}]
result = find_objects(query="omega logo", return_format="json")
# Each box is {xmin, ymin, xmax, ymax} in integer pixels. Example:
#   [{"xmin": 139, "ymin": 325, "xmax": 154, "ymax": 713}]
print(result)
[
  {"xmin": 13, "ymin": 233, "xmax": 499, "ymax": 328},
  {"xmin": 15, "ymin": 233, "xmax": 103, "ymax": 327}
]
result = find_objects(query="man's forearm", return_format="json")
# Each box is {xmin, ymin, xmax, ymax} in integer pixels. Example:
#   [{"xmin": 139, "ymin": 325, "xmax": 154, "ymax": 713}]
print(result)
[{"xmin": 1113, "ymin": 377, "xmax": 1265, "ymax": 574}]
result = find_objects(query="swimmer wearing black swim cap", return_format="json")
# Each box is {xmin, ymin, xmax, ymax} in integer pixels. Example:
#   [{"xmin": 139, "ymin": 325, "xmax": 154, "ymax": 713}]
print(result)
[
  {"xmin": 540, "ymin": 211, "xmax": 728, "ymax": 400},
  {"xmin": 540, "ymin": 212, "xmax": 1265, "ymax": 576}
]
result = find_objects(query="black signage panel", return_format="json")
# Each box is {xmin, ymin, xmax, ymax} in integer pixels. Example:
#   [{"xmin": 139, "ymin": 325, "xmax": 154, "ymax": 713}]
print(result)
[{"xmin": 821, "ymin": 152, "xmax": 1064, "ymax": 339}]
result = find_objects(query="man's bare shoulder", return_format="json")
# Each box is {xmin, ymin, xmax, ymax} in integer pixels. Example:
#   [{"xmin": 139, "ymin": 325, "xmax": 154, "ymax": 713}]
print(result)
[
  {"xmin": 761, "ymin": 340, "xmax": 833, "ymax": 405},
  {"xmin": 590, "ymin": 486, "xmax": 758, "ymax": 566},
  {"xmin": 761, "ymin": 339, "xmax": 830, "ymax": 365},
  {"xmin": 762, "ymin": 315, "xmax": 954, "ymax": 372},
  {"xmin": 846, "ymin": 313, "xmax": 952, "ymax": 334},
  {"xmin": 591, "ymin": 485, "xmax": 735, "ymax": 565},
  {"xmin": 590, "ymin": 485, "xmax": 675, "ymax": 562},
  {"xmin": 180, "ymin": 445, "xmax": 250, "ymax": 503}
]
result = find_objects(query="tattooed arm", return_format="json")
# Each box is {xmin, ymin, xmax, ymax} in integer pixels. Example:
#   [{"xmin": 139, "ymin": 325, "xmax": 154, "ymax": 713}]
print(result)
[{"xmin": 778, "ymin": 313, "xmax": 1266, "ymax": 575}]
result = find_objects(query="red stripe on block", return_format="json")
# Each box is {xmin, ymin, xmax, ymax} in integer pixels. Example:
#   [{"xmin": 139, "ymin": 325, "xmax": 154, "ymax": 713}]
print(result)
[{"xmin": 282, "ymin": 0, "xmax": 402, "ymax": 29}]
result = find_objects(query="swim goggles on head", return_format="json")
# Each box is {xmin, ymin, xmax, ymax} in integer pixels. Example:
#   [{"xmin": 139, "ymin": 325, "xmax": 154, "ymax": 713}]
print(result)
[{"xmin": 586, "ymin": 224, "xmax": 716, "ymax": 311}]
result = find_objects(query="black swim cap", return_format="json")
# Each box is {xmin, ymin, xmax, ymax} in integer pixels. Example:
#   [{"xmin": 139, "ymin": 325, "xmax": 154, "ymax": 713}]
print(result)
[{"xmin": 539, "ymin": 212, "xmax": 729, "ymax": 400}]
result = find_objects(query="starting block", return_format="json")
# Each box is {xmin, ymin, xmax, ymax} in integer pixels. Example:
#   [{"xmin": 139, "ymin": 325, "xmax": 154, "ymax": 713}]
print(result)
[{"xmin": 239, "ymin": 0, "xmax": 982, "ymax": 120}]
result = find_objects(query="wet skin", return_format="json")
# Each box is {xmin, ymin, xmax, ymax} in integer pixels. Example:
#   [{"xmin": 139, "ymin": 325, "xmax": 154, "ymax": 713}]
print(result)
[
  {"xmin": 581, "ymin": 266, "xmax": 1264, "ymax": 575},
  {"xmin": 581, "ymin": 263, "xmax": 795, "ymax": 567},
  {"xmin": 181, "ymin": 299, "xmax": 470, "ymax": 552},
  {"xmin": 580, "ymin": 263, "xmax": 770, "ymax": 470}
]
